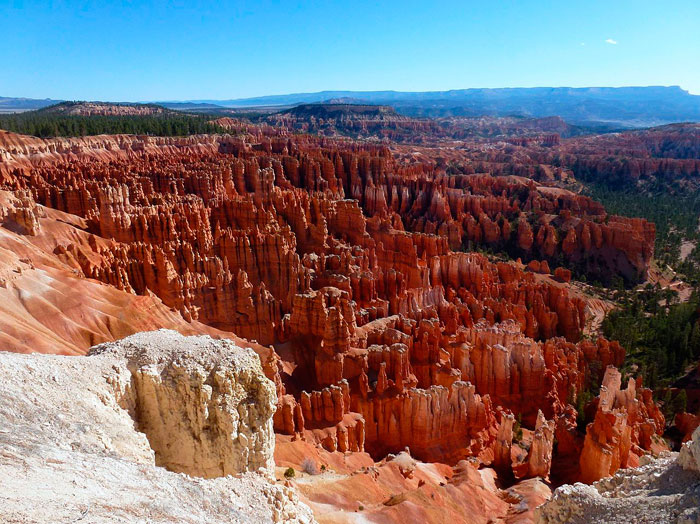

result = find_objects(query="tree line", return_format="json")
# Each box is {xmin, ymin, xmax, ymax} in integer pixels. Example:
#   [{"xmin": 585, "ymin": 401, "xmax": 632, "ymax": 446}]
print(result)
[
  {"xmin": 602, "ymin": 286, "xmax": 700, "ymax": 388},
  {"xmin": 0, "ymin": 112, "xmax": 230, "ymax": 138}
]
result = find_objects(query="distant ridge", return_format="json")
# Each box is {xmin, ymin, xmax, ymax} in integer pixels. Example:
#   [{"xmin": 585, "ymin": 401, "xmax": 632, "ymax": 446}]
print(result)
[
  {"xmin": 184, "ymin": 86, "xmax": 700, "ymax": 127},
  {"xmin": 188, "ymin": 85, "xmax": 694, "ymax": 106},
  {"xmin": 280, "ymin": 103, "xmax": 399, "ymax": 118},
  {"xmin": 3, "ymin": 86, "xmax": 700, "ymax": 127},
  {"xmin": 0, "ymin": 96, "xmax": 62, "ymax": 113}
]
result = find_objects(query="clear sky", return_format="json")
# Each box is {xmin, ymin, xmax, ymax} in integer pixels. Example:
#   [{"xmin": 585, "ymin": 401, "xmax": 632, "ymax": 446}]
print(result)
[{"xmin": 2, "ymin": 0, "xmax": 699, "ymax": 101}]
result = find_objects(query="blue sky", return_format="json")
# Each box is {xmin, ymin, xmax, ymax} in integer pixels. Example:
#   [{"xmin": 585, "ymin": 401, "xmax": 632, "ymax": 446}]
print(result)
[{"xmin": 2, "ymin": 0, "xmax": 699, "ymax": 101}]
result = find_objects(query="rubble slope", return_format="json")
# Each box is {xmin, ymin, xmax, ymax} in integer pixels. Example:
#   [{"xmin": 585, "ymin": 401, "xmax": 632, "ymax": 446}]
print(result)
[{"xmin": 535, "ymin": 427, "xmax": 700, "ymax": 524}]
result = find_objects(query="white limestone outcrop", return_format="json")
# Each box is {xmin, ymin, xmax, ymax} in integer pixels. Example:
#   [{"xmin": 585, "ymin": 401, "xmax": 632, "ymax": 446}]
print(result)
[{"xmin": 0, "ymin": 329, "xmax": 315, "ymax": 523}]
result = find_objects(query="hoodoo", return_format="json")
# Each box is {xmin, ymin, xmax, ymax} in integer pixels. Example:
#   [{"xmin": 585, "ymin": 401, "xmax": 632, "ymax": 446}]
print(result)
[
  {"xmin": 2, "ymin": 21, "xmax": 699, "ymax": 518},
  {"xmin": 0, "ymin": 129, "xmax": 664, "ymax": 481}
]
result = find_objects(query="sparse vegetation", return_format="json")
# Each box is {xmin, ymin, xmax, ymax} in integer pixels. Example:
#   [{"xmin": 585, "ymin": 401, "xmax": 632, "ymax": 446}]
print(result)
[
  {"xmin": 602, "ymin": 287, "xmax": 700, "ymax": 393},
  {"xmin": 513, "ymin": 415, "xmax": 523, "ymax": 442},
  {"xmin": 576, "ymin": 389, "xmax": 595, "ymax": 431},
  {"xmin": 300, "ymin": 457, "xmax": 319, "ymax": 475},
  {"xmin": 283, "ymin": 467, "xmax": 295, "ymax": 479}
]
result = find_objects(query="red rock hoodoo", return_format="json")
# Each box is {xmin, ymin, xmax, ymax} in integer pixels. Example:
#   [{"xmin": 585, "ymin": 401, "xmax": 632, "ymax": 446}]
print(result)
[{"xmin": 0, "ymin": 125, "xmax": 663, "ymax": 491}]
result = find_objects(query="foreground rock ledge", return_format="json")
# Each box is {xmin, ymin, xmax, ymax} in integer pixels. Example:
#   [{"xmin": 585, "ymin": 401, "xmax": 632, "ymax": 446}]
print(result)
[
  {"xmin": 535, "ymin": 426, "xmax": 700, "ymax": 524},
  {"xmin": 0, "ymin": 329, "xmax": 315, "ymax": 523}
]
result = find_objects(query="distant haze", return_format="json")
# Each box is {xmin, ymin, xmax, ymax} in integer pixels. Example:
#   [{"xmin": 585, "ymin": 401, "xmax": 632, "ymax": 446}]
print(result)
[
  {"xmin": 3, "ymin": 86, "xmax": 700, "ymax": 128},
  {"xmin": 172, "ymin": 86, "xmax": 700, "ymax": 126}
]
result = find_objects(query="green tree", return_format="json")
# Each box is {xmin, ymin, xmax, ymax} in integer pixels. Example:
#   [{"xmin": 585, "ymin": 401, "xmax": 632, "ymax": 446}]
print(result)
[
  {"xmin": 670, "ymin": 390, "xmax": 688, "ymax": 417},
  {"xmin": 690, "ymin": 322, "xmax": 700, "ymax": 358}
]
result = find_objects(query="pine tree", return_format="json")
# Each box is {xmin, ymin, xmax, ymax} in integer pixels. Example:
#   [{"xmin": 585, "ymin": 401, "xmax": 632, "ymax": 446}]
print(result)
[
  {"xmin": 670, "ymin": 390, "xmax": 688, "ymax": 416},
  {"xmin": 690, "ymin": 321, "xmax": 700, "ymax": 358},
  {"xmin": 681, "ymin": 323, "xmax": 692, "ymax": 364}
]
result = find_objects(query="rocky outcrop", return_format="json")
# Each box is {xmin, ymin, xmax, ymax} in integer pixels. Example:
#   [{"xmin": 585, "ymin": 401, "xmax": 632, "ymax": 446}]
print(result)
[
  {"xmin": 276, "ymin": 436, "xmax": 552, "ymax": 524},
  {"xmin": 535, "ymin": 426, "xmax": 700, "ymax": 524},
  {"xmin": 578, "ymin": 366, "xmax": 666, "ymax": 483},
  {"xmin": 513, "ymin": 410, "xmax": 556, "ymax": 480},
  {"xmin": 0, "ymin": 189, "xmax": 42, "ymax": 234},
  {"xmin": 89, "ymin": 330, "xmax": 278, "ymax": 477},
  {"xmin": 0, "ymin": 330, "xmax": 314, "ymax": 523},
  {"xmin": 676, "ymin": 412, "xmax": 700, "ymax": 442}
]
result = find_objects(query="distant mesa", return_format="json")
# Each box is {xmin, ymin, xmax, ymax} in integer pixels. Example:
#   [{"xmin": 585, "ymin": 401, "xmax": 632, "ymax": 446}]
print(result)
[
  {"xmin": 160, "ymin": 101, "xmax": 226, "ymax": 110},
  {"xmin": 38, "ymin": 101, "xmax": 176, "ymax": 117},
  {"xmin": 323, "ymin": 97, "xmax": 372, "ymax": 105},
  {"xmin": 280, "ymin": 102, "xmax": 399, "ymax": 118}
]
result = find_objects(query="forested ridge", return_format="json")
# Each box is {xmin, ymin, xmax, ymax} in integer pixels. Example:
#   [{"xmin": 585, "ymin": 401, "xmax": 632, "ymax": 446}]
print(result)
[
  {"xmin": 584, "ymin": 180, "xmax": 700, "ymax": 422},
  {"xmin": 0, "ymin": 111, "xmax": 229, "ymax": 137}
]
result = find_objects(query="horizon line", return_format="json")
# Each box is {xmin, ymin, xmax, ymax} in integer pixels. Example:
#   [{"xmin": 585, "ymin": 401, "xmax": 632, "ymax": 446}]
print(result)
[{"xmin": 2, "ymin": 84, "xmax": 698, "ymax": 105}]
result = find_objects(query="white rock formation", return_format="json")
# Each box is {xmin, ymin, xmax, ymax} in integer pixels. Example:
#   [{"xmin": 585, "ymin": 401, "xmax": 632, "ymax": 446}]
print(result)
[
  {"xmin": 535, "ymin": 426, "xmax": 700, "ymax": 524},
  {"xmin": 0, "ymin": 329, "xmax": 315, "ymax": 523},
  {"xmin": 89, "ymin": 330, "xmax": 278, "ymax": 477}
]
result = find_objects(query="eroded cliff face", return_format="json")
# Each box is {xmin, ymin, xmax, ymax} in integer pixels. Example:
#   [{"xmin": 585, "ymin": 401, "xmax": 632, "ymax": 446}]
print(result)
[
  {"xmin": 0, "ymin": 330, "xmax": 314, "ymax": 523},
  {"xmin": 557, "ymin": 123, "xmax": 700, "ymax": 188},
  {"xmin": 0, "ymin": 129, "xmax": 662, "ymax": 486},
  {"xmin": 578, "ymin": 366, "xmax": 666, "ymax": 484},
  {"xmin": 0, "ymin": 187, "xmax": 270, "ymax": 356},
  {"xmin": 89, "ymin": 330, "xmax": 278, "ymax": 477},
  {"xmin": 262, "ymin": 103, "xmax": 443, "ymax": 142}
]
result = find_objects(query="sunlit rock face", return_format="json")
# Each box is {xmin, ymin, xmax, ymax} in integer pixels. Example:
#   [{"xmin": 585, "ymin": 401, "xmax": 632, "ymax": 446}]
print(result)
[
  {"xmin": 536, "ymin": 426, "xmax": 700, "ymax": 524},
  {"xmin": 0, "ymin": 330, "xmax": 315, "ymax": 523}
]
